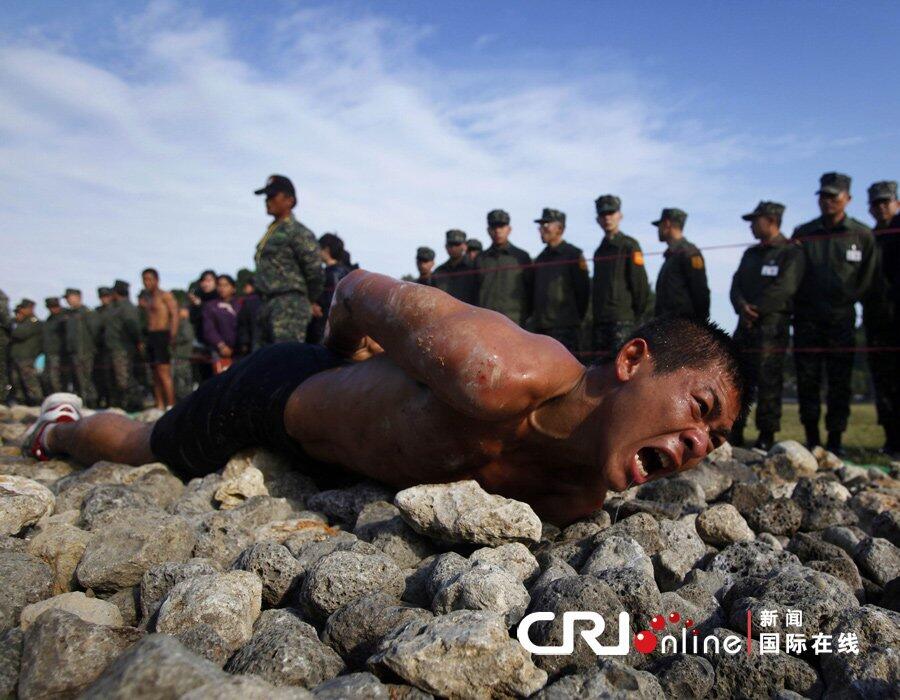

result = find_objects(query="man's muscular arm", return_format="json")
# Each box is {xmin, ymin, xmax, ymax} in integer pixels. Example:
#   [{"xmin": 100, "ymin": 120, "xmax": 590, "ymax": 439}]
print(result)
[
  {"xmin": 164, "ymin": 292, "xmax": 179, "ymax": 342},
  {"xmin": 324, "ymin": 269, "xmax": 583, "ymax": 420}
]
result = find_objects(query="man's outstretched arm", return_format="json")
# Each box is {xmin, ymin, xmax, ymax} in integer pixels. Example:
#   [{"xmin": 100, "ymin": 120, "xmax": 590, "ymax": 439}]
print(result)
[{"xmin": 324, "ymin": 269, "xmax": 583, "ymax": 420}]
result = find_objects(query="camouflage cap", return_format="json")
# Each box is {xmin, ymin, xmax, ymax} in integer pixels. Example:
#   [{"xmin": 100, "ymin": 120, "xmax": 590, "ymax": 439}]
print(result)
[
  {"xmin": 254, "ymin": 174, "xmax": 295, "ymax": 198},
  {"xmin": 416, "ymin": 246, "xmax": 435, "ymax": 262},
  {"xmin": 817, "ymin": 172, "xmax": 851, "ymax": 196},
  {"xmin": 97, "ymin": 287, "xmax": 112, "ymax": 297},
  {"xmin": 113, "ymin": 280, "xmax": 130, "ymax": 296},
  {"xmin": 868, "ymin": 180, "xmax": 898, "ymax": 203},
  {"xmin": 487, "ymin": 209, "xmax": 510, "ymax": 227},
  {"xmin": 64, "ymin": 288, "xmax": 81, "ymax": 297},
  {"xmin": 45, "ymin": 297, "xmax": 60, "ymax": 308},
  {"xmin": 445, "ymin": 229, "xmax": 467, "ymax": 245},
  {"xmin": 534, "ymin": 208, "xmax": 566, "ymax": 225},
  {"xmin": 19, "ymin": 298, "xmax": 35, "ymax": 309},
  {"xmin": 466, "ymin": 238, "xmax": 483, "ymax": 252},
  {"xmin": 741, "ymin": 201, "xmax": 786, "ymax": 221},
  {"xmin": 652, "ymin": 208, "xmax": 688, "ymax": 228},
  {"xmin": 595, "ymin": 195, "xmax": 622, "ymax": 215}
]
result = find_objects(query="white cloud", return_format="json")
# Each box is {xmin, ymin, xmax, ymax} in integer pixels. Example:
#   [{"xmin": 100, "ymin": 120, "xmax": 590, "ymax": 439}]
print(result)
[{"xmin": 0, "ymin": 2, "xmax": 831, "ymax": 327}]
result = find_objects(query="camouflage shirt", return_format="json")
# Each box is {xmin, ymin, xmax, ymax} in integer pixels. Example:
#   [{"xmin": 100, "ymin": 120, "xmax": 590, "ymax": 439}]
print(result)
[
  {"xmin": 254, "ymin": 214, "xmax": 325, "ymax": 301},
  {"xmin": 65, "ymin": 306, "xmax": 96, "ymax": 357},
  {"xmin": 104, "ymin": 298, "xmax": 142, "ymax": 352},
  {"xmin": 42, "ymin": 311, "xmax": 68, "ymax": 356},
  {"xmin": 10, "ymin": 315, "xmax": 42, "ymax": 360}
]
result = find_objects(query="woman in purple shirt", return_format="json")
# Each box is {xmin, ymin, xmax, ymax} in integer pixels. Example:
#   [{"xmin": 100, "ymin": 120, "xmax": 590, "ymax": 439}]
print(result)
[{"xmin": 202, "ymin": 275, "xmax": 239, "ymax": 361}]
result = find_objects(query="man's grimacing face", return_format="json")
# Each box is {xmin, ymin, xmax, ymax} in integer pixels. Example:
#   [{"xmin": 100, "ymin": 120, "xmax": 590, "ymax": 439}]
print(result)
[{"xmin": 593, "ymin": 339, "xmax": 740, "ymax": 493}]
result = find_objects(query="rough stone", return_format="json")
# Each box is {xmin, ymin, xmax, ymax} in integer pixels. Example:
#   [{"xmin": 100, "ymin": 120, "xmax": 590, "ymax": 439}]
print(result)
[
  {"xmin": 368, "ymin": 610, "xmax": 547, "ymax": 698},
  {"xmin": 232, "ymin": 541, "xmax": 303, "ymax": 607},
  {"xmin": 0, "ymin": 552, "xmax": 53, "ymax": 634},
  {"xmin": 581, "ymin": 534, "xmax": 654, "ymax": 580},
  {"xmin": 0, "ymin": 474, "xmax": 55, "ymax": 535},
  {"xmin": 191, "ymin": 495, "xmax": 294, "ymax": 566},
  {"xmin": 853, "ymin": 536, "xmax": 900, "ymax": 586},
  {"xmin": 652, "ymin": 518, "xmax": 707, "ymax": 592},
  {"xmin": 470, "ymin": 542, "xmax": 540, "ymax": 584},
  {"xmin": 26, "ymin": 522, "xmax": 93, "ymax": 594},
  {"xmin": 696, "ymin": 503, "xmax": 754, "ymax": 545},
  {"xmin": 19, "ymin": 591, "xmax": 123, "ymax": 630},
  {"xmin": 155, "ymin": 571, "xmax": 262, "ymax": 652},
  {"xmin": 225, "ymin": 608, "xmax": 345, "ymax": 688},
  {"xmin": 184, "ymin": 673, "xmax": 313, "ymax": 699},
  {"xmin": 353, "ymin": 500, "xmax": 435, "ymax": 568},
  {"xmin": 792, "ymin": 477, "xmax": 858, "ymax": 530},
  {"xmin": 224, "ymin": 448, "xmax": 320, "ymax": 511},
  {"xmin": 0, "ymin": 628, "xmax": 23, "ymax": 698},
  {"xmin": 308, "ymin": 480, "xmax": 394, "ymax": 524},
  {"xmin": 139, "ymin": 558, "xmax": 220, "ymax": 623},
  {"xmin": 288, "ymin": 532, "xmax": 376, "ymax": 576},
  {"xmin": 871, "ymin": 509, "xmax": 900, "ymax": 546},
  {"xmin": 300, "ymin": 550, "xmax": 404, "ymax": 622},
  {"xmin": 767, "ymin": 440, "xmax": 818, "ymax": 477},
  {"xmin": 724, "ymin": 481, "xmax": 773, "ymax": 517},
  {"xmin": 79, "ymin": 484, "xmax": 158, "ymax": 529},
  {"xmin": 747, "ymin": 498, "xmax": 804, "ymax": 536},
  {"xmin": 312, "ymin": 672, "xmax": 394, "ymax": 699},
  {"xmin": 170, "ymin": 473, "xmax": 223, "ymax": 517},
  {"xmin": 636, "ymin": 477, "xmax": 707, "ymax": 512},
  {"xmin": 432, "ymin": 562, "xmax": 530, "ymax": 625},
  {"xmin": 534, "ymin": 659, "xmax": 665, "ymax": 699},
  {"xmin": 705, "ymin": 540, "xmax": 801, "ymax": 596},
  {"xmin": 214, "ymin": 462, "xmax": 269, "ymax": 509}
]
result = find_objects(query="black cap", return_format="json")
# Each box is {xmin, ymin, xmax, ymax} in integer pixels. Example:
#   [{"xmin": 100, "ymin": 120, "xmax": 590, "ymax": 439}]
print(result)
[
  {"xmin": 113, "ymin": 280, "xmax": 130, "ymax": 296},
  {"xmin": 595, "ymin": 195, "xmax": 621, "ymax": 215},
  {"xmin": 817, "ymin": 172, "xmax": 851, "ymax": 196},
  {"xmin": 45, "ymin": 297, "xmax": 60, "ymax": 308},
  {"xmin": 416, "ymin": 246, "xmax": 435, "ymax": 262},
  {"xmin": 741, "ymin": 201, "xmax": 786, "ymax": 221},
  {"xmin": 97, "ymin": 287, "xmax": 112, "ymax": 297},
  {"xmin": 254, "ymin": 174, "xmax": 296, "ymax": 198},
  {"xmin": 534, "ymin": 208, "xmax": 566, "ymax": 225},
  {"xmin": 64, "ymin": 288, "xmax": 81, "ymax": 297},
  {"xmin": 466, "ymin": 238, "xmax": 483, "ymax": 252},
  {"xmin": 487, "ymin": 209, "xmax": 510, "ymax": 227},
  {"xmin": 652, "ymin": 208, "xmax": 688, "ymax": 228},
  {"xmin": 868, "ymin": 180, "xmax": 898, "ymax": 203},
  {"xmin": 19, "ymin": 298, "xmax": 35, "ymax": 308},
  {"xmin": 445, "ymin": 229, "xmax": 467, "ymax": 245}
]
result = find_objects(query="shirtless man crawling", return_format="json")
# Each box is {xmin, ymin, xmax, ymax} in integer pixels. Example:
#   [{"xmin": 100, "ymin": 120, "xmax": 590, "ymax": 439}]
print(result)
[
  {"xmin": 141, "ymin": 268, "xmax": 179, "ymax": 410},
  {"xmin": 25, "ymin": 270, "xmax": 747, "ymax": 524}
]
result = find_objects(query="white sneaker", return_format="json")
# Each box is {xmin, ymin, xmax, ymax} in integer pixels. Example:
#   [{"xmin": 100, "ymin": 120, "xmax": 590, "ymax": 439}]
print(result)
[{"xmin": 23, "ymin": 392, "xmax": 83, "ymax": 461}]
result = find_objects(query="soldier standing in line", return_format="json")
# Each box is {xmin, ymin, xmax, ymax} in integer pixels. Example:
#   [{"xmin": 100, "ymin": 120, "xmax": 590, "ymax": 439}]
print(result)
[
  {"xmin": 106, "ymin": 280, "xmax": 143, "ymax": 410},
  {"xmin": 63, "ymin": 288, "xmax": 98, "ymax": 409},
  {"xmin": 475, "ymin": 209, "xmax": 534, "ymax": 326},
  {"xmin": 653, "ymin": 208, "xmax": 709, "ymax": 320},
  {"xmin": 9, "ymin": 303, "xmax": 43, "ymax": 405},
  {"xmin": 414, "ymin": 247, "xmax": 436, "ymax": 285},
  {"xmin": 42, "ymin": 297, "xmax": 69, "ymax": 395},
  {"xmin": 432, "ymin": 229, "xmax": 479, "ymax": 304},
  {"xmin": 252, "ymin": 175, "xmax": 325, "ymax": 348},
  {"xmin": 863, "ymin": 180, "xmax": 900, "ymax": 456},
  {"xmin": 466, "ymin": 238, "xmax": 483, "ymax": 262},
  {"xmin": 93, "ymin": 287, "xmax": 113, "ymax": 408},
  {"xmin": 0, "ymin": 289, "xmax": 11, "ymax": 404},
  {"xmin": 728, "ymin": 202, "xmax": 805, "ymax": 450},
  {"xmin": 172, "ymin": 301, "xmax": 196, "ymax": 402},
  {"xmin": 531, "ymin": 208, "xmax": 590, "ymax": 354},
  {"xmin": 792, "ymin": 172, "xmax": 876, "ymax": 454},
  {"xmin": 590, "ymin": 195, "xmax": 650, "ymax": 362}
]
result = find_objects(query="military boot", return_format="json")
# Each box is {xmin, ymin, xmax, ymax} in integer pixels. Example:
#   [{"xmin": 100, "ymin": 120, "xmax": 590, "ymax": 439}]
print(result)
[
  {"xmin": 826, "ymin": 431, "xmax": 844, "ymax": 457},
  {"xmin": 804, "ymin": 425, "xmax": 821, "ymax": 450},
  {"xmin": 754, "ymin": 431, "xmax": 775, "ymax": 452}
]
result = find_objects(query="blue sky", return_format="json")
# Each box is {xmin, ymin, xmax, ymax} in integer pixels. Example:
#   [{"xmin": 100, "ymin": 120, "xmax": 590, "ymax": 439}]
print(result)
[{"xmin": 1, "ymin": 0, "xmax": 898, "ymax": 328}]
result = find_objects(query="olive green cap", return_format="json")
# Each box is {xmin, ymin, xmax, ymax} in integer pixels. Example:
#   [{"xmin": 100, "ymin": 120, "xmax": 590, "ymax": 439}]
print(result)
[
  {"xmin": 19, "ymin": 298, "xmax": 35, "ymax": 309},
  {"xmin": 741, "ymin": 201, "xmax": 786, "ymax": 221},
  {"xmin": 595, "ymin": 194, "xmax": 621, "ymax": 215},
  {"xmin": 817, "ymin": 172, "xmax": 851, "ymax": 196},
  {"xmin": 97, "ymin": 287, "xmax": 112, "ymax": 297},
  {"xmin": 487, "ymin": 209, "xmax": 510, "ymax": 227},
  {"xmin": 113, "ymin": 280, "xmax": 130, "ymax": 296},
  {"xmin": 445, "ymin": 229, "xmax": 467, "ymax": 245},
  {"xmin": 45, "ymin": 297, "xmax": 61, "ymax": 308},
  {"xmin": 416, "ymin": 246, "xmax": 435, "ymax": 262},
  {"xmin": 64, "ymin": 288, "xmax": 81, "ymax": 297},
  {"xmin": 868, "ymin": 180, "xmax": 898, "ymax": 203},
  {"xmin": 652, "ymin": 208, "xmax": 688, "ymax": 228},
  {"xmin": 534, "ymin": 208, "xmax": 566, "ymax": 225},
  {"xmin": 466, "ymin": 238, "xmax": 483, "ymax": 252}
]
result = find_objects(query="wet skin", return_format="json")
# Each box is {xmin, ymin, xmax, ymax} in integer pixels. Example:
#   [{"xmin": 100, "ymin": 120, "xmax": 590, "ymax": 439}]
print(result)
[{"xmin": 286, "ymin": 270, "xmax": 740, "ymax": 524}]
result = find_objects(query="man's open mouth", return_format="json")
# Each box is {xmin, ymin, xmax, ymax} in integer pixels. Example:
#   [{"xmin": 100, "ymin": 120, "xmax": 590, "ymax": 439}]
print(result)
[{"xmin": 630, "ymin": 446, "xmax": 676, "ymax": 484}]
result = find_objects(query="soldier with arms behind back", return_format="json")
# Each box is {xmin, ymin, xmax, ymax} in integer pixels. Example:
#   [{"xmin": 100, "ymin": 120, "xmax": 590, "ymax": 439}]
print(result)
[
  {"xmin": 10, "ymin": 301, "xmax": 43, "ymax": 405},
  {"xmin": 475, "ymin": 209, "xmax": 534, "ymax": 326},
  {"xmin": 654, "ymin": 208, "xmax": 710, "ymax": 321},
  {"xmin": 64, "ymin": 288, "xmax": 98, "ymax": 409}
]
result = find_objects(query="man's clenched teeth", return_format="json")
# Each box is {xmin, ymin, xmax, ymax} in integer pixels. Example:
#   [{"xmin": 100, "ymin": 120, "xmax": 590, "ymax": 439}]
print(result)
[{"xmin": 631, "ymin": 447, "xmax": 675, "ymax": 484}]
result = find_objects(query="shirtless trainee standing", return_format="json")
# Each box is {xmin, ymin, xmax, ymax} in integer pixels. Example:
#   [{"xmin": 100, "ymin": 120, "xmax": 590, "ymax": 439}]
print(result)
[
  {"xmin": 141, "ymin": 268, "xmax": 178, "ymax": 409},
  {"xmin": 26, "ymin": 270, "xmax": 746, "ymax": 525}
]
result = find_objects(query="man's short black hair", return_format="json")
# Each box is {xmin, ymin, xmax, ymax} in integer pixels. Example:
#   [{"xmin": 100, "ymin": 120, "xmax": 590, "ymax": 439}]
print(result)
[
  {"xmin": 217, "ymin": 274, "xmax": 236, "ymax": 286},
  {"xmin": 142, "ymin": 268, "xmax": 159, "ymax": 279},
  {"xmin": 622, "ymin": 315, "xmax": 752, "ymax": 426}
]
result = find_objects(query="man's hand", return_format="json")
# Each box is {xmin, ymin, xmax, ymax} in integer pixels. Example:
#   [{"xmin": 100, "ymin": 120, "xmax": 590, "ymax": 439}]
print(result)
[
  {"xmin": 217, "ymin": 342, "xmax": 233, "ymax": 358},
  {"xmin": 311, "ymin": 303, "xmax": 324, "ymax": 319},
  {"xmin": 740, "ymin": 303, "xmax": 759, "ymax": 328}
]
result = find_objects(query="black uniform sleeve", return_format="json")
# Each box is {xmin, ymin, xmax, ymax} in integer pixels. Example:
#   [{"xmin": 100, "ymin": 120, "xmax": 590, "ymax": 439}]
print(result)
[
  {"xmin": 729, "ymin": 252, "xmax": 749, "ymax": 315},
  {"xmin": 682, "ymin": 249, "xmax": 710, "ymax": 320},
  {"xmin": 518, "ymin": 249, "xmax": 535, "ymax": 321},
  {"xmin": 627, "ymin": 242, "xmax": 650, "ymax": 319},
  {"xmin": 572, "ymin": 251, "xmax": 590, "ymax": 320}
]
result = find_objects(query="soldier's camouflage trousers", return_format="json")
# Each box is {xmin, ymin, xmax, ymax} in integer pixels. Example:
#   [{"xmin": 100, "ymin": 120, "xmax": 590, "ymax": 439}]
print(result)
[
  {"xmin": 11, "ymin": 358, "xmax": 43, "ymax": 405},
  {"xmin": 43, "ymin": 354, "xmax": 65, "ymax": 394},
  {"xmin": 93, "ymin": 352, "xmax": 112, "ymax": 408},
  {"xmin": 865, "ymin": 314, "xmax": 900, "ymax": 434},
  {"xmin": 110, "ymin": 349, "xmax": 142, "ymax": 410},
  {"xmin": 255, "ymin": 293, "xmax": 312, "ymax": 349},
  {"xmin": 793, "ymin": 316, "xmax": 855, "ymax": 434},
  {"xmin": 0, "ymin": 339, "xmax": 8, "ymax": 403},
  {"xmin": 70, "ymin": 354, "xmax": 98, "ymax": 408},
  {"xmin": 591, "ymin": 321, "xmax": 634, "ymax": 365},
  {"xmin": 536, "ymin": 326, "xmax": 581, "ymax": 358},
  {"xmin": 733, "ymin": 317, "xmax": 790, "ymax": 434},
  {"xmin": 172, "ymin": 358, "xmax": 194, "ymax": 402}
]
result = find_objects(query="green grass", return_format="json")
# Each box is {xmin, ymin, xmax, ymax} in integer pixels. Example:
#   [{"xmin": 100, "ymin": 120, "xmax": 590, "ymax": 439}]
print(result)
[{"xmin": 743, "ymin": 402, "xmax": 893, "ymax": 468}]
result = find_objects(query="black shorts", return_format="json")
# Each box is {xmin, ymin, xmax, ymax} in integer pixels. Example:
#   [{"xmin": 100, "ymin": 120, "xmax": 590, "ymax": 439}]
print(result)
[
  {"xmin": 150, "ymin": 342, "xmax": 345, "ymax": 481},
  {"xmin": 146, "ymin": 330, "xmax": 172, "ymax": 365}
]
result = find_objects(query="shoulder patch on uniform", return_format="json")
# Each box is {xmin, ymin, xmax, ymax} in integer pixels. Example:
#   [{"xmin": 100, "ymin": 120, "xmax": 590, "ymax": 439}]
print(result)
[
  {"xmin": 690, "ymin": 255, "xmax": 704, "ymax": 270},
  {"xmin": 632, "ymin": 251, "xmax": 644, "ymax": 266},
  {"xmin": 578, "ymin": 256, "xmax": 588, "ymax": 271}
]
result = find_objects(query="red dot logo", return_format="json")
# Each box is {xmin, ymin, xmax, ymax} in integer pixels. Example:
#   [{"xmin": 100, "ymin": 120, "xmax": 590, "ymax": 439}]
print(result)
[
  {"xmin": 633, "ymin": 630, "xmax": 658, "ymax": 654},
  {"xmin": 649, "ymin": 614, "xmax": 665, "ymax": 630},
  {"xmin": 684, "ymin": 618, "xmax": 694, "ymax": 628},
  {"xmin": 668, "ymin": 612, "xmax": 681, "ymax": 624}
]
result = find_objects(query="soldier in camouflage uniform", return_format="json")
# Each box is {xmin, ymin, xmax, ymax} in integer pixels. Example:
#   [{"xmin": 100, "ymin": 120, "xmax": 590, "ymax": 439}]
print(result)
[
  {"xmin": 466, "ymin": 238, "xmax": 482, "ymax": 263},
  {"xmin": 863, "ymin": 180, "xmax": 900, "ymax": 456},
  {"xmin": 93, "ymin": 287, "xmax": 114, "ymax": 408},
  {"xmin": 106, "ymin": 280, "xmax": 143, "ymax": 410},
  {"xmin": 591, "ymin": 195, "xmax": 650, "ymax": 362},
  {"xmin": 793, "ymin": 172, "xmax": 876, "ymax": 454},
  {"xmin": 415, "ymin": 247, "xmax": 436, "ymax": 285},
  {"xmin": 653, "ymin": 208, "xmax": 710, "ymax": 321},
  {"xmin": 42, "ymin": 297, "xmax": 69, "ymax": 395},
  {"xmin": 531, "ymin": 208, "xmax": 590, "ymax": 354},
  {"xmin": 475, "ymin": 209, "xmax": 534, "ymax": 326},
  {"xmin": 172, "ymin": 303, "xmax": 196, "ymax": 401},
  {"xmin": 0, "ymin": 289, "xmax": 11, "ymax": 403},
  {"xmin": 432, "ymin": 229, "xmax": 479, "ymax": 304},
  {"xmin": 729, "ymin": 202, "xmax": 804, "ymax": 450},
  {"xmin": 63, "ymin": 288, "xmax": 98, "ymax": 408},
  {"xmin": 252, "ymin": 175, "xmax": 325, "ymax": 348},
  {"xmin": 10, "ymin": 303, "xmax": 43, "ymax": 405}
]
